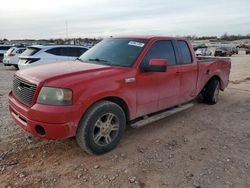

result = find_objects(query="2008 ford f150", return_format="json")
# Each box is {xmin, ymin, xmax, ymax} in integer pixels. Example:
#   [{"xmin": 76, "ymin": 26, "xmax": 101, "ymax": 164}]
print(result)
[{"xmin": 8, "ymin": 36, "xmax": 231, "ymax": 154}]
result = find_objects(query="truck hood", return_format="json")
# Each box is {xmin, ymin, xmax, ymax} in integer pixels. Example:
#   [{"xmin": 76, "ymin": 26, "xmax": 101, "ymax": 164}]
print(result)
[{"xmin": 16, "ymin": 61, "xmax": 116, "ymax": 83}]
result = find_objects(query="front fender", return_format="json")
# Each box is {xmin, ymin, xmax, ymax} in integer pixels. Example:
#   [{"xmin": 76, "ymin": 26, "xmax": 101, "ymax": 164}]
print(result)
[{"xmin": 76, "ymin": 79, "xmax": 137, "ymax": 122}]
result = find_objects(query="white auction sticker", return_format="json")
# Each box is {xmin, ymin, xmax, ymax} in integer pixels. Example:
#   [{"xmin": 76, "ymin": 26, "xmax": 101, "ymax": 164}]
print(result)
[{"xmin": 128, "ymin": 41, "xmax": 145, "ymax": 47}]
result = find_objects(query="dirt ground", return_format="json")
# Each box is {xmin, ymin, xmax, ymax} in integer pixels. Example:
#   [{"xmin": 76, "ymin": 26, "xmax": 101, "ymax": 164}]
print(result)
[{"xmin": 0, "ymin": 51, "xmax": 250, "ymax": 188}]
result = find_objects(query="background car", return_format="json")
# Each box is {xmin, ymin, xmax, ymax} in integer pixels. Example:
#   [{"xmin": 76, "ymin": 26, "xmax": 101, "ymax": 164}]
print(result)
[
  {"xmin": 18, "ymin": 45, "xmax": 89, "ymax": 69},
  {"xmin": 3, "ymin": 46, "xmax": 26, "ymax": 69},
  {"xmin": 195, "ymin": 48, "xmax": 212, "ymax": 56},
  {"xmin": 214, "ymin": 47, "xmax": 233, "ymax": 57},
  {"xmin": 0, "ymin": 45, "xmax": 12, "ymax": 62},
  {"xmin": 246, "ymin": 47, "xmax": 250, "ymax": 55},
  {"xmin": 232, "ymin": 46, "xmax": 239, "ymax": 54}
]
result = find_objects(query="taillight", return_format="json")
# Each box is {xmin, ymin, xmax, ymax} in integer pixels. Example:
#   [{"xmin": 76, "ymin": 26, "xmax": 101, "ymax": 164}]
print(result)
[{"xmin": 8, "ymin": 54, "xmax": 15, "ymax": 57}]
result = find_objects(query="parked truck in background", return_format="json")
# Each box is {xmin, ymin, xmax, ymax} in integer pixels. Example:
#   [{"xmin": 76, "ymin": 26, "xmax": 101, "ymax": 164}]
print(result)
[{"xmin": 8, "ymin": 36, "xmax": 231, "ymax": 154}]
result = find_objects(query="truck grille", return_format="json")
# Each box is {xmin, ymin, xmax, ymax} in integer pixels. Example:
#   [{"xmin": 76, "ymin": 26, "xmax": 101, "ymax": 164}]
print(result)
[{"xmin": 13, "ymin": 76, "xmax": 37, "ymax": 106}]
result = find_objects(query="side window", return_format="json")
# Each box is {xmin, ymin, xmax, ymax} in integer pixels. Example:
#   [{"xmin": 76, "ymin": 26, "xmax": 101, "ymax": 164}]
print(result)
[
  {"xmin": 46, "ymin": 48, "xmax": 60, "ymax": 56},
  {"xmin": 16, "ymin": 49, "xmax": 25, "ymax": 54},
  {"xmin": 177, "ymin": 41, "xmax": 192, "ymax": 64},
  {"xmin": 60, "ymin": 47, "xmax": 68, "ymax": 56},
  {"xmin": 20, "ymin": 49, "xmax": 26, "ymax": 53},
  {"xmin": 141, "ymin": 40, "xmax": 176, "ymax": 69},
  {"xmin": 46, "ymin": 47, "xmax": 63, "ymax": 56},
  {"xmin": 66, "ymin": 47, "xmax": 82, "ymax": 57},
  {"xmin": 69, "ymin": 47, "xmax": 87, "ymax": 57},
  {"xmin": 78, "ymin": 48, "xmax": 88, "ymax": 56}
]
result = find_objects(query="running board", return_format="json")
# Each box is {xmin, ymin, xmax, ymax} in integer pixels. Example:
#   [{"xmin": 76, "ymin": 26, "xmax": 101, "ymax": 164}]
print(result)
[{"xmin": 130, "ymin": 103, "xmax": 194, "ymax": 128}]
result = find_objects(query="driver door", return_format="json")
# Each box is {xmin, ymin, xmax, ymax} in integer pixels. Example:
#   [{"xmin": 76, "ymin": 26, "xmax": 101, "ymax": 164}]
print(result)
[{"xmin": 136, "ymin": 40, "xmax": 180, "ymax": 117}]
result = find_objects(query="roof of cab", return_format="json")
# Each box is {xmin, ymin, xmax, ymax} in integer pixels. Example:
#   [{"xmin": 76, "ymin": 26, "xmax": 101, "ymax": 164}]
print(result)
[{"xmin": 113, "ymin": 35, "xmax": 188, "ymax": 40}]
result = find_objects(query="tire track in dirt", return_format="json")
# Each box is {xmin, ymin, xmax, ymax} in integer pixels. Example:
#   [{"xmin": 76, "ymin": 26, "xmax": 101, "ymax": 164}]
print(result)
[{"xmin": 230, "ymin": 77, "xmax": 250, "ymax": 84}]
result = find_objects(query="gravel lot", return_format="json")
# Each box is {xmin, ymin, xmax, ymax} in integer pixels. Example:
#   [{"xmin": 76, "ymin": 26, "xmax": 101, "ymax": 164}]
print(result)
[{"xmin": 0, "ymin": 52, "xmax": 250, "ymax": 188}]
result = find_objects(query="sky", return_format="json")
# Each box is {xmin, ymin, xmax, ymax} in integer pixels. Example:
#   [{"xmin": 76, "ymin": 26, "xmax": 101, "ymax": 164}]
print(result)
[{"xmin": 0, "ymin": 0, "xmax": 250, "ymax": 39}]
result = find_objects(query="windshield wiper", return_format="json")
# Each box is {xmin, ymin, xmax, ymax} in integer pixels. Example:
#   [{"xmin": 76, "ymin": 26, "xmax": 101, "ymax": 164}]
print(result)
[
  {"xmin": 76, "ymin": 57, "xmax": 84, "ymax": 62},
  {"xmin": 88, "ymin": 58, "xmax": 109, "ymax": 62}
]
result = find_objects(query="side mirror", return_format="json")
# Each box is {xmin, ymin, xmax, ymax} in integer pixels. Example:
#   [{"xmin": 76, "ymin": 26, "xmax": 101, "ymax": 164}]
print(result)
[{"xmin": 143, "ymin": 59, "xmax": 168, "ymax": 72}]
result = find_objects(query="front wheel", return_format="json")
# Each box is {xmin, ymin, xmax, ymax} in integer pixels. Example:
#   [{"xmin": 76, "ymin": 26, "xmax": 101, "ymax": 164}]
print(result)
[
  {"xmin": 76, "ymin": 101, "xmax": 126, "ymax": 155},
  {"xmin": 202, "ymin": 79, "xmax": 220, "ymax": 105}
]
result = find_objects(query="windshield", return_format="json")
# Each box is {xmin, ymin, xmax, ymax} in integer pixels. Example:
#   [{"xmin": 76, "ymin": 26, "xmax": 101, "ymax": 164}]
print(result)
[{"xmin": 78, "ymin": 38, "xmax": 147, "ymax": 67}]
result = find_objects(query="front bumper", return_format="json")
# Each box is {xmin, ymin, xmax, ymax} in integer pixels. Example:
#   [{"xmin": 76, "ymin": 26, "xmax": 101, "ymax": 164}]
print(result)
[{"xmin": 8, "ymin": 91, "xmax": 81, "ymax": 139}]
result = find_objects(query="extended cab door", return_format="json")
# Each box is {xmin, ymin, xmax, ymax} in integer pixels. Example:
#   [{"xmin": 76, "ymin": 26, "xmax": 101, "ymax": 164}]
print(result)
[
  {"xmin": 175, "ymin": 40, "xmax": 198, "ymax": 103},
  {"xmin": 136, "ymin": 40, "xmax": 180, "ymax": 117}
]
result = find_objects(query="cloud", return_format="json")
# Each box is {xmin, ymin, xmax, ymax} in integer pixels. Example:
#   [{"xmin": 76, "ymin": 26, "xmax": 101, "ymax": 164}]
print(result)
[{"xmin": 0, "ymin": 0, "xmax": 249, "ymax": 39}]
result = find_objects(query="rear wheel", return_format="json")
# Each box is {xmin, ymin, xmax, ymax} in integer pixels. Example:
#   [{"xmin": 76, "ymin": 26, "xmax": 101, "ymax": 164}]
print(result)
[
  {"xmin": 76, "ymin": 101, "xmax": 126, "ymax": 155},
  {"xmin": 202, "ymin": 79, "xmax": 220, "ymax": 105},
  {"xmin": 14, "ymin": 65, "xmax": 19, "ymax": 70}
]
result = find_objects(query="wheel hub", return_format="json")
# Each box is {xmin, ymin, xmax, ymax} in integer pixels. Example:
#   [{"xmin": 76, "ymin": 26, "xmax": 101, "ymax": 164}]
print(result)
[
  {"xmin": 93, "ymin": 113, "xmax": 119, "ymax": 146},
  {"xmin": 100, "ymin": 124, "xmax": 111, "ymax": 135}
]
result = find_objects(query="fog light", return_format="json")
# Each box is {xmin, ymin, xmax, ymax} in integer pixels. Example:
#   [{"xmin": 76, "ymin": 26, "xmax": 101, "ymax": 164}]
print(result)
[{"xmin": 35, "ymin": 125, "xmax": 45, "ymax": 135}]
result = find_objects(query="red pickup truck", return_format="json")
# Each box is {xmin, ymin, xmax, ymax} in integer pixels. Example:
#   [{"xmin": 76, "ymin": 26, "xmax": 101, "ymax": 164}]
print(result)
[{"xmin": 8, "ymin": 36, "xmax": 231, "ymax": 154}]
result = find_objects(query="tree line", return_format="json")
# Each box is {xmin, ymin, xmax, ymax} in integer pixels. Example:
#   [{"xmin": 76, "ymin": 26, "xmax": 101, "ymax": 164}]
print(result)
[{"xmin": 186, "ymin": 33, "xmax": 250, "ymax": 41}]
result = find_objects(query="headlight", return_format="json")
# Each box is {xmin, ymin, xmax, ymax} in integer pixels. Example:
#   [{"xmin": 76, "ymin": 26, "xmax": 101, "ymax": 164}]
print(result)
[{"xmin": 37, "ymin": 87, "xmax": 73, "ymax": 105}]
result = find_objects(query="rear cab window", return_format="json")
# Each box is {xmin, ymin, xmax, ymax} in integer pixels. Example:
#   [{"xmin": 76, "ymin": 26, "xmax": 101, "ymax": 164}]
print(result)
[
  {"xmin": 141, "ymin": 40, "xmax": 177, "ymax": 70},
  {"xmin": 177, "ymin": 40, "xmax": 193, "ymax": 64}
]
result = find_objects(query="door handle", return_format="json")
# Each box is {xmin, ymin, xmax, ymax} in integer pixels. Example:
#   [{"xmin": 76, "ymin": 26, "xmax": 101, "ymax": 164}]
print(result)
[{"xmin": 175, "ymin": 72, "xmax": 181, "ymax": 76}]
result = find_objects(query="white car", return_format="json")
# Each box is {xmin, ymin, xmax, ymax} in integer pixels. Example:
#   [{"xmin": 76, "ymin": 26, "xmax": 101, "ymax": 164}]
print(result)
[
  {"xmin": 3, "ymin": 47, "xmax": 26, "ymax": 69},
  {"xmin": 18, "ymin": 45, "xmax": 89, "ymax": 69},
  {"xmin": 0, "ymin": 45, "xmax": 12, "ymax": 62},
  {"xmin": 195, "ymin": 48, "xmax": 212, "ymax": 56}
]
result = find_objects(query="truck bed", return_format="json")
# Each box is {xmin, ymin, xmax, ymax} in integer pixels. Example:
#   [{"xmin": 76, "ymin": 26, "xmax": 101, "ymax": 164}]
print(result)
[
  {"xmin": 197, "ymin": 56, "xmax": 231, "ymax": 63},
  {"xmin": 196, "ymin": 56, "xmax": 231, "ymax": 95}
]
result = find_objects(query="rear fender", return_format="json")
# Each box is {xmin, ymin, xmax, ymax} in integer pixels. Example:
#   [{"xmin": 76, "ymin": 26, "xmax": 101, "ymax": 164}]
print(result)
[{"xmin": 202, "ymin": 74, "xmax": 224, "ymax": 92}]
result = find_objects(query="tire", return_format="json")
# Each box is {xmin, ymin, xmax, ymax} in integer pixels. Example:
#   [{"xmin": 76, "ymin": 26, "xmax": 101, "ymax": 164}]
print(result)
[
  {"xmin": 76, "ymin": 100, "xmax": 126, "ymax": 155},
  {"xmin": 14, "ymin": 65, "xmax": 19, "ymax": 70},
  {"xmin": 202, "ymin": 79, "xmax": 220, "ymax": 105}
]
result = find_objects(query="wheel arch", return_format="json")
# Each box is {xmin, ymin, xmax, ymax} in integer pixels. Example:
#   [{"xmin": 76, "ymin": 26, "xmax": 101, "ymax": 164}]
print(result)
[
  {"xmin": 203, "ymin": 75, "xmax": 222, "ymax": 91},
  {"xmin": 96, "ymin": 96, "xmax": 130, "ymax": 122},
  {"xmin": 79, "ymin": 96, "xmax": 131, "ymax": 124}
]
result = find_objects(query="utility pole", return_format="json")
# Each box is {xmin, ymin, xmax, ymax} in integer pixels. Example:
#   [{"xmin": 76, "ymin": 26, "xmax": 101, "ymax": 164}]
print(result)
[{"xmin": 65, "ymin": 20, "xmax": 69, "ymax": 39}]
